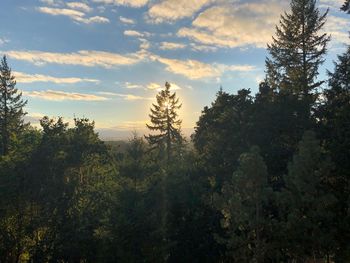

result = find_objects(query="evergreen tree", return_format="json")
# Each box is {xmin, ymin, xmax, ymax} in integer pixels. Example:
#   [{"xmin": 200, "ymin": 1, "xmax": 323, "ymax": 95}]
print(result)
[
  {"xmin": 317, "ymin": 45, "xmax": 350, "ymax": 262},
  {"xmin": 193, "ymin": 88, "xmax": 252, "ymax": 190},
  {"xmin": 146, "ymin": 82, "xmax": 183, "ymax": 163},
  {"xmin": 215, "ymin": 146, "xmax": 272, "ymax": 262},
  {"xmin": 266, "ymin": 0, "xmax": 330, "ymax": 97},
  {"xmin": 342, "ymin": 0, "xmax": 350, "ymax": 13},
  {"xmin": 283, "ymin": 131, "xmax": 336, "ymax": 261},
  {"xmin": 0, "ymin": 55, "xmax": 27, "ymax": 155}
]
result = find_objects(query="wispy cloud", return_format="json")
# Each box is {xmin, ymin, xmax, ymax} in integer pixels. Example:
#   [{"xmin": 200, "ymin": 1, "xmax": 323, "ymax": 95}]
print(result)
[
  {"xmin": 325, "ymin": 15, "xmax": 350, "ymax": 46},
  {"xmin": 152, "ymin": 55, "xmax": 256, "ymax": 80},
  {"xmin": 124, "ymin": 30, "xmax": 151, "ymax": 38},
  {"xmin": 66, "ymin": 2, "xmax": 93, "ymax": 12},
  {"xmin": 92, "ymin": 0, "xmax": 149, "ymax": 8},
  {"xmin": 14, "ymin": 71, "xmax": 99, "ymax": 84},
  {"xmin": 6, "ymin": 50, "xmax": 144, "ymax": 68},
  {"xmin": 147, "ymin": 0, "xmax": 212, "ymax": 23},
  {"xmin": 120, "ymin": 82, "xmax": 144, "ymax": 89},
  {"xmin": 147, "ymin": 82, "xmax": 181, "ymax": 91},
  {"xmin": 147, "ymin": 82, "xmax": 161, "ymax": 90},
  {"xmin": 120, "ymin": 16, "xmax": 136, "ymax": 24},
  {"xmin": 39, "ymin": 0, "xmax": 63, "ymax": 7},
  {"xmin": 23, "ymin": 90, "xmax": 109, "ymax": 101},
  {"xmin": 37, "ymin": 7, "xmax": 109, "ymax": 24},
  {"xmin": 98, "ymin": 92, "xmax": 152, "ymax": 101},
  {"xmin": 160, "ymin": 42, "xmax": 187, "ymax": 50}
]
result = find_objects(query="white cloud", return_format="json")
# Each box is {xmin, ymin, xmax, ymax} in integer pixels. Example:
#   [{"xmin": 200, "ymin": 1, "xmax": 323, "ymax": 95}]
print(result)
[
  {"xmin": 147, "ymin": 0, "xmax": 212, "ymax": 23},
  {"xmin": 178, "ymin": 1, "xmax": 287, "ymax": 49},
  {"xmin": 37, "ymin": 7, "xmax": 109, "ymax": 24},
  {"xmin": 190, "ymin": 43, "xmax": 218, "ymax": 52},
  {"xmin": 325, "ymin": 15, "xmax": 350, "ymax": 46},
  {"xmin": 159, "ymin": 42, "xmax": 187, "ymax": 50},
  {"xmin": 98, "ymin": 92, "xmax": 152, "ymax": 101},
  {"xmin": 40, "ymin": 0, "xmax": 63, "ymax": 6},
  {"xmin": 151, "ymin": 54, "xmax": 256, "ymax": 80},
  {"xmin": 124, "ymin": 30, "xmax": 144, "ymax": 37},
  {"xmin": 66, "ymin": 2, "xmax": 93, "ymax": 12},
  {"xmin": 116, "ymin": 82, "xmax": 143, "ymax": 89},
  {"xmin": 147, "ymin": 82, "xmax": 181, "ymax": 91},
  {"xmin": 92, "ymin": 0, "xmax": 148, "ymax": 8},
  {"xmin": 124, "ymin": 30, "xmax": 151, "ymax": 37},
  {"xmin": 319, "ymin": 0, "xmax": 344, "ymax": 10},
  {"xmin": 6, "ymin": 50, "xmax": 144, "ymax": 68},
  {"xmin": 147, "ymin": 82, "xmax": 161, "ymax": 90},
  {"xmin": 14, "ymin": 71, "xmax": 99, "ymax": 84},
  {"xmin": 23, "ymin": 90, "xmax": 108, "ymax": 101},
  {"xmin": 155, "ymin": 56, "xmax": 221, "ymax": 79},
  {"xmin": 120, "ymin": 16, "xmax": 136, "ymax": 24},
  {"xmin": 139, "ymin": 38, "xmax": 151, "ymax": 49}
]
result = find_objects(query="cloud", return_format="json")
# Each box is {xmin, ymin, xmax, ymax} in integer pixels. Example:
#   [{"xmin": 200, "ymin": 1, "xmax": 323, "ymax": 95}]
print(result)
[
  {"xmin": 160, "ymin": 42, "xmax": 187, "ymax": 50},
  {"xmin": 124, "ymin": 30, "xmax": 144, "ymax": 37},
  {"xmin": 124, "ymin": 30, "xmax": 151, "ymax": 37},
  {"xmin": 120, "ymin": 16, "xmax": 136, "ymax": 24},
  {"xmin": 139, "ymin": 38, "xmax": 151, "ymax": 49},
  {"xmin": 147, "ymin": 82, "xmax": 181, "ymax": 91},
  {"xmin": 147, "ymin": 82, "xmax": 161, "ymax": 90},
  {"xmin": 319, "ymin": 0, "xmax": 344, "ymax": 10},
  {"xmin": 66, "ymin": 2, "xmax": 93, "ymax": 12},
  {"xmin": 177, "ymin": 1, "xmax": 286, "ymax": 49},
  {"xmin": 37, "ymin": 7, "xmax": 109, "ymax": 24},
  {"xmin": 92, "ymin": 0, "xmax": 148, "ymax": 8},
  {"xmin": 14, "ymin": 71, "xmax": 99, "ymax": 84},
  {"xmin": 98, "ymin": 92, "xmax": 152, "ymax": 101},
  {"xmin": 325, "ymin": 15, "xmax": 350, "ymax": 46},
  {"xmin": 40, "ymin": 0, "xmax": 63, "ymax": 6},
  {"xmin": 121, "ymin": 82, "xmax": 143, "ymax": 89},
  {"xmin": 147, "ymin": 0, "xmax": 212, "ymax": 23},
  {"xmin": 190, "ymin": 43, "xmax": 218, "ymax": 52},
  {"xmin": 23, "ymin": 90, "xmax": 108, "ymax": 101},
  {"xmin": 152, "ymin": 54, "xmax": 255, "ymax": 80},
  {"xmin": 6, "ymin": 50, "xmax": 144, "ymax": 68}
]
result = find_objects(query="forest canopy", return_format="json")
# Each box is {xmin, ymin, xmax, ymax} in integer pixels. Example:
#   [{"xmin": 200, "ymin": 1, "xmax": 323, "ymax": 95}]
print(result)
[{"xmin": 0, "ymin": 0, "xmax": 350, "ymax": 262}]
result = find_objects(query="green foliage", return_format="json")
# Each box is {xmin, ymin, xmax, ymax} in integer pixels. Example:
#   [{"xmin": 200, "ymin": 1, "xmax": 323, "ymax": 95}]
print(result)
[
  {"xmin": 0, "ymin": 0, "xmax": 349, "ymax": 261},
  {"xmin": 193, "ymin": 89, "xmax": 252, "ymax": 190},
  {"xmin": 266, "ymin": 0, "xmax": 329, "ymax": 96},
  {"xmin": 215, "ymin": 146, "xmax": 272, "ymax": 262},
  {"xmin": 282, "ymin": 131, "xmax": 336, "ymax": 261},
  {"xmin": 0, "ymin": 55, "xmax": 28, "ymax": 156},
  {"xmin": 146, "ymin": 82, "xmax": 183, "ymax": 163},
  {"xmin": 342, "ymin": 0, "xmax": 350, "ymax": 13}
]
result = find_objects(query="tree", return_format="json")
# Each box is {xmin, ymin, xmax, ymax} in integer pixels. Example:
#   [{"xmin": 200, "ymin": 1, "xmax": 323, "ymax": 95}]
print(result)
[
  {"xmin": 193, "ymin": 88, "xmax": 252, "ymax": 190},
  {"xmin": 282, "ymin": 131, "xmax": 336, "ymax": 261},
  {"xmin": 317, "ymin": 45, "xmax": 350, "ymax": 262},
  {"xmin": 215, "ymin": 146, "xmax": 272, "ymax": 262},
  {"xmin": 146, "ymin": 82, "xmax": 183, "ymax": 163},
  {"xmin": 266, "ymin": 0, "xmax": 330, "ymax": 97},
  {"xmin": 0, "ymin": 55, "xmax": 27, "ymax": 155},
  {"xmin": 342, "ymin": 0, "xmax": 350, "ymax": 13}
]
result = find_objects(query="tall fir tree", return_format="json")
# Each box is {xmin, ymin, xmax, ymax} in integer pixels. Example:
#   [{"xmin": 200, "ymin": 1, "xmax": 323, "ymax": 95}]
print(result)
[
  {"xmin": 146, "ymin": 82, "xmax": 183, "ymax": 163},
  {"xmin": 266, "ymin": 0, "xmax": 329, "ymax": 97},
  {"xmin": 0, "ymin": 55, "xmax": 27, "ymax": 155}
]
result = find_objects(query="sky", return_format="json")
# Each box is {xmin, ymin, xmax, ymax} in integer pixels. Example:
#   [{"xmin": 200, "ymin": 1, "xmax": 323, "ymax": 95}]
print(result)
[{"xmin": 0, "ymin": 0, "xmax": 349, "ymax": 140}]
